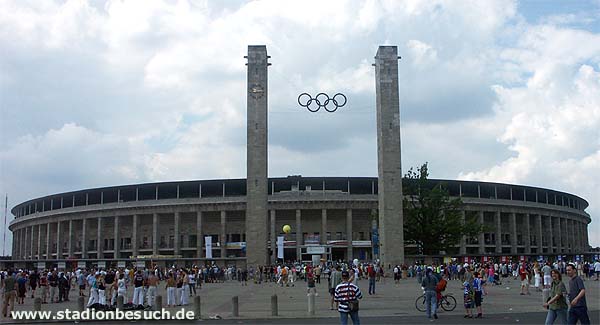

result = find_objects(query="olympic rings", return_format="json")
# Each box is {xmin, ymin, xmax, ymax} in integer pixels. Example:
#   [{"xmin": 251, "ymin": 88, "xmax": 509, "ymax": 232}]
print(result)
[{"xmin": 297, "ymin": 93, "xmax": 347, "ymax": 112}]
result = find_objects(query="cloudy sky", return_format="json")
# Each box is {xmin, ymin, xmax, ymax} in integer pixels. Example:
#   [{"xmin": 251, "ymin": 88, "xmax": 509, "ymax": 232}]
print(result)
[{"xmin": 1, "ymin": 0, "xmax": 600, "ymax": 253}]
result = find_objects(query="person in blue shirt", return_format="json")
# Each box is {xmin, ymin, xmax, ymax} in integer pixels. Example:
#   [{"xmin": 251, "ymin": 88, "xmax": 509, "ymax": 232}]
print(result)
[{"xmin": 473, "ymin": 272, "xmax": 483, "ymax": 318}]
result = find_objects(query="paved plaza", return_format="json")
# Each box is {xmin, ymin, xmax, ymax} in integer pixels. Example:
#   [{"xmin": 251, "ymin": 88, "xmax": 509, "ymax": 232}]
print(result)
[{"xmin": 2, "ymin": 275, "xmax": 599, "ymax": 323}]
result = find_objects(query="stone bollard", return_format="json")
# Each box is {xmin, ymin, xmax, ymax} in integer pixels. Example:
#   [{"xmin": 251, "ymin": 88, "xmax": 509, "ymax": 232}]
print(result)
[
  {"xmin": 271, "ymin": 294, "xmax": 278, "ymax": 316},
  {"xmin": 34, "ymin": 297, "xmax": 42, "ymax": 312},
  {"xmin": 194, "ymin": 296, "xmax": 201, "ymax": 319},
  {"xmin": 117, "ymin": 295, "xmax": 124, "ymax": 310},
  {"xmin": 232, "ymin": 296, "xmax": 239, "ymax": 317},
  {"xmin": 78, "ymin": 296, "xmax": 85, "ymax": 312},
  {"xmin": 155, "ymin": 295, "xmax": 163, "ymax": 311},
  {"xmin": 308, "ymin": 292, "xmax": 315, "ymax": 316}
]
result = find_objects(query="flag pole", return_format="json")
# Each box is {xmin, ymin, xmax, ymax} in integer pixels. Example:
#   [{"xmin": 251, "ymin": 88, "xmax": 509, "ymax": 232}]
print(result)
[{"xmin": 3, "ymin": 194, "xmax": 7, "ymax": 256}]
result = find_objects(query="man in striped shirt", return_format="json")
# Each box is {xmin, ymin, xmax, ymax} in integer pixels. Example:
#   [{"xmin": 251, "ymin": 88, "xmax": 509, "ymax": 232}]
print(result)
[{"xmin": 334, "ymin": 271, "xmax": 363, "ymax": 325}]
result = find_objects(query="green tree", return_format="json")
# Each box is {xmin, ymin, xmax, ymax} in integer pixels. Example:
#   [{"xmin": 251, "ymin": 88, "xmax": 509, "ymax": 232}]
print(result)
[{"xmin": 403, "ymin": 163, "xmax": 483, "ymax": 255}]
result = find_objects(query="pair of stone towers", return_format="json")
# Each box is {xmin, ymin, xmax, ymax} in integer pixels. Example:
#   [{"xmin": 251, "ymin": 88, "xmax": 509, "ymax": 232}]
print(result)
[{"xmin": 245, "ymin": 45, "xmax": 404, "ymax": 268}]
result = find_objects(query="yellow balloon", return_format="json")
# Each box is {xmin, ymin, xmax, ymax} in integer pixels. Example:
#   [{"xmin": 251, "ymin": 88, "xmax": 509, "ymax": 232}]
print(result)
[{"xmin": 283, "ymin": 225, "xmax": 291, "ymax": 234}]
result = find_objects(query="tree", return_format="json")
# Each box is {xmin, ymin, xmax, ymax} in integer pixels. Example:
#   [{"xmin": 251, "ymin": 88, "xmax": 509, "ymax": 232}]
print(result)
[{"xmin": 403, "ymin": 163, "xmax": 483, "ymax": 255}]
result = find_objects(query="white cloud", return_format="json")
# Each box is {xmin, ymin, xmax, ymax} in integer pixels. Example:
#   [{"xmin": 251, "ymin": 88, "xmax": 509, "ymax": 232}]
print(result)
[{"xmin": 2, "ymin": 0, "xmax": 600, "ymax": 254}]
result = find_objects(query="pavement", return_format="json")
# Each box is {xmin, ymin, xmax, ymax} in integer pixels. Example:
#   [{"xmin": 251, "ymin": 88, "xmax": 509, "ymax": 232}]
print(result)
[{"xmin": 2, "ymin": 275, "xmax": 599, "ymax": 324}]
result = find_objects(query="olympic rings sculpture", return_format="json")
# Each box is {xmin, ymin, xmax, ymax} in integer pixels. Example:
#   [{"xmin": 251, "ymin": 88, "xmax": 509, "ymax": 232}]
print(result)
[{"xmin": 297, "ymin": 93, "xmax": 347, "ymax": 112}]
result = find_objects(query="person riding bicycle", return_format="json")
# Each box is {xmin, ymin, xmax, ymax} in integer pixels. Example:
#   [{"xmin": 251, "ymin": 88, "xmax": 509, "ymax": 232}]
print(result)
[{"xmin": 436, "ymin": 273, "xmax": 448, "ymax": 304}]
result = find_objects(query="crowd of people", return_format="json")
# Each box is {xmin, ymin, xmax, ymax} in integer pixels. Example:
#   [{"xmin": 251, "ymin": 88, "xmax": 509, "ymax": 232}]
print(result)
[{"xmin": 0, "ymin": 258, "xmax": 597, "ymax": 324}]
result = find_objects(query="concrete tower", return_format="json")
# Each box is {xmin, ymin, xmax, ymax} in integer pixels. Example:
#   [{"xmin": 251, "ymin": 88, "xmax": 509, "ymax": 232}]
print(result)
[
  {"xmin": 374, "ymin": 46, "xmax": 404, "ymax": 267},
  {"xmin": 245, "ymin": 45, "xmax": 270, "ymax": 267}
]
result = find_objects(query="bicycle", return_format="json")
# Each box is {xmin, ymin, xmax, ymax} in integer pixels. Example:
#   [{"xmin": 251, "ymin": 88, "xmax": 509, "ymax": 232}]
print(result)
[{"xmin": 415, "ymin": 292, "xmax": 457, "ymax": 312}]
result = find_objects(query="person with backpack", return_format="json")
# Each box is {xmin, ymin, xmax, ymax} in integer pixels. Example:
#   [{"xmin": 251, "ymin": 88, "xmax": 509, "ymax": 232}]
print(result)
[
  {"xmin": 334, "ymin": 270, "xmax": 362, "ymax": 325},
  {"xmin": 421, "ymin": 267, "xmax": 439, "ymax": 320}
]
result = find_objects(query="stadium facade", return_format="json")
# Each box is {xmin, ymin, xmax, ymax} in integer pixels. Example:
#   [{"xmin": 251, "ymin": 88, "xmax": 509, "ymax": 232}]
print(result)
[{"xmin": 8, "ymin": 177, "xmax": 592, "ymax": 269}]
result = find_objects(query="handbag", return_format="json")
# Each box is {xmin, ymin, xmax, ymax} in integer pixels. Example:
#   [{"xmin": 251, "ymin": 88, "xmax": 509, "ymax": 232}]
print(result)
[
  {"xmin": 347, "ymin": 300, "xmax": 359, "ymax": 312},
  {"xmin": 346, "ymin": 283, "xmax": 359, "ymax": 312}
]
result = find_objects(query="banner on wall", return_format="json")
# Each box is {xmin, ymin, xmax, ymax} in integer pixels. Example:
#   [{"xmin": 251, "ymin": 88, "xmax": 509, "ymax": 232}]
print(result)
[
  {"xmin": 205, "ymin": 236, "xmax": 213, "ymax": 259},
  {"xmin": 277, "ymin": 236, "xmax": 284, "ymax": 259}
]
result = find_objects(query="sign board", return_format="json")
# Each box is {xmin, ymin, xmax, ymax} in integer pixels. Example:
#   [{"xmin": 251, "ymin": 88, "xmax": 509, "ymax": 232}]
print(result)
[
  {"xmin": 575, "ymin": 255, "xmax": 581, "ymax": 262},
  {"xmin": 118, "ymin": 261, "xmax": 126, "ymax": 268},
  {"xmin": 58, "ymin": 262, "xmax": 66, "ymax": 270},
  {"xmin": 306, "ymin": 246, "xmax": 325, "ymax": 254},
  {"xmin": 136, "ymin": 261, "xmax": 145, "ymax": 268},
  {"xmin": 311, "ymin": 255, "xmax": 321, "ymax": 266},
  {"xmin": 557, "ymin": 255, "xmax": 562, "ymax": 261},
  {"xmin": 205, "ymin": 236, "xmax": 213, "ymax": 259},
  {"xmin": 277, "ymin": 236, "xmax": 284, "ymax": 259},
  {"xmin": 37, "ymin": 262, "xmax": 45, "ymax": 270},
  {"xmin": 97, "ymin": 261, "xmax": 106, "ymax": 269},
  {"xmin": 77, "ymin": 261, "xmax": 86, "ymax": 268}
]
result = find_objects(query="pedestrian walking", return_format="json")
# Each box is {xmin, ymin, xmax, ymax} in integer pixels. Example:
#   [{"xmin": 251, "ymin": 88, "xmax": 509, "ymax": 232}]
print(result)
[
  {"xmin": 334, "ymin": 270, "xmax": 362, "ymax": 325},
  {"xmin": 421, "ymin": 267, "xmax": 439, "ymax": 320},
  {"xmin": 566, "ymin": 264, "xmax": 590, "ymax": 325},
  {"xmin": 543, "ymin": 269, "xmax": 568, "ymax": 325}
]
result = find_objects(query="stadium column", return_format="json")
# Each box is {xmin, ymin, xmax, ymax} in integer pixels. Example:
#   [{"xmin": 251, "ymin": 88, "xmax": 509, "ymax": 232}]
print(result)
[
  {"xmin": 569, "ymin": 220, "xmax": 575, "ymax": 253},
  {"xmin": 346, "ymin": 209, "xmax": 353, "ymax": 261},
  {"xmin": 562, "ymin": 218, "xmax": 569, "ymax": 253},
  {"xmin": 20, "ymin": 228, "xmax": 24, "ymax": 259},
  {"xmin": 46, "ymin": 223, "xmax": 51, "ymax": 259},
  {"xmin": 296, "ymin": 210, "xmax": 302, "ymax": 261},
  {"xmin": 478, "ymin": 211, "xmax": 485, "ymax": 255},
  {"xmin": 374, "ymin": 46, "xmax": 404, "ymax": 267},
  {"xmin": 132, "ymin": 214, "xmax": 138, "ymax": 257},
  {"xmin": 510, "ymin": 212, "xmax": 517, "ymax": 255},
  {"xmin": 494, "ymin": 211, "xmax": 502, "ymax": 254},
  {"xmin": 29, "ymin": 226, "xmax": 33, "ymax": 259},
  {"xmin": 97, "ymin": 217, "xmax": 103, "ymax": 259},
  {"xmin": 536, "ymin": 214, "xmax": 543, "ymax": 253},
  {"xmin": 114, "ymin": 216, "xmax": 120, "ymax": 259},
  {"xmin": 321, "ymin": 209, "xmax": 327, "ymax": 245},
  {"xmin": 555, "ymin": 216, "xmax": 562, "ymax": 254},
  {"xmin": 546, "ymin": 216, "xmax": 554, "ymax": 253},
  {"xmin": 270, "ymin": 210, "xmax": 276, "ymax": 264},
  {"xmin": 459, "ymin": 210, "xmax": 466, "ymax": 255},
  {"xmin": 152, "ymin": 213, "xmax": 158, "ymax": 255},
  {"xmin": 220, "ymin": 211, "xmax": 226, "ymax": 259},
  {"xmin": 196, "ymin": 211, "xmax": 203, "ymax": 259},
  {"xmin": 523, "ymin": 214, "xmax": 531, "ymax": 255},
  {"xmin": 174, "ymin": 212, "xmax": 180, "ymax": 256},
  {"xmin": 245, "ymin": 45, "xmax": 270, "ymax": 268},
  {"xmin": 82, "ymin": 219, "xmax": 87, "ymax": 259},
  {"xmin": 37, "ymin": 225, "xmax": 42, "ymax": 259},
  {"xmin": 56, "ymin": 221, "xmax": 62, "ymax": 259},
  {"xmin": 25, "ymin": 227, "xmax": 29, "ymax": 259},
  {"xmin": 68, "ymin": 220, "xmax": 73, "ymax": 258}
]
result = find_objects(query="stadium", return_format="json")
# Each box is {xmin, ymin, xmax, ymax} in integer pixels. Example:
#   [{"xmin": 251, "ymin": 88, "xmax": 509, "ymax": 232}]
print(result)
[{"xmin": 8, "ymin": 176, "xmax": 592, "ymax": 270}]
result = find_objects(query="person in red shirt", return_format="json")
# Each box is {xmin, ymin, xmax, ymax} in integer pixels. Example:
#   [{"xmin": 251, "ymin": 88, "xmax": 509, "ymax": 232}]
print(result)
[
  {"xmin": 367, "ymin": 264, "xmax": 376, "ymax": 295},
  {"xmin": 436, "ymin": 274, "xmax": 448, "ymax": 304},
  {"xmin": 519, "ymin": 264, "xmax": 530, "ymax": 295}
]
